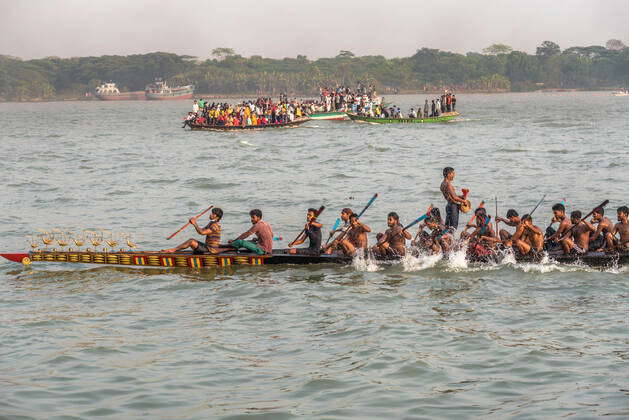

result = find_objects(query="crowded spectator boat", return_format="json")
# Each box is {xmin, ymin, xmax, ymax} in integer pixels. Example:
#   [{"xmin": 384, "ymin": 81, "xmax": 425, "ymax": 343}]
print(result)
[{"xmin": 612, "ymin": 89, "xmax": 629, "ymax": 96}]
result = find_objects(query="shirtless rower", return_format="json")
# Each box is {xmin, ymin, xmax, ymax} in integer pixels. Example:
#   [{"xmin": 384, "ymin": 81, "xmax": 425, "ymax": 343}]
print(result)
[
  {"xmin": 610, "ymin": 206, "xmax": 629, "ymax": 251},
  {"xmin": 545, "ymin": 203, "xmax": 572, "ymax": 249},
  {"xmin": 440, "ymin": 167, "xmax": 467, "ymax": 230},
  {"xmin": 336, "ymin": 213, "xmax": 371, "ymax": 256},
  {"xmin": 163, "ymin": 208, "xmax": 223, "ymax": 254},
  {"xmin": 590, "ymin": 207, "xmax": 615, "ymax": 251},
  {"xmin": 496, "ymin": 209, "xmax": 520, "ymax": 241},
  {"xmin": 509, "ymin": 214, "xmax": 544, "ymax": 255},
  {"xmin": 560, "ymin": 210, "xmax": 595, "ymax": 254},
  {"xmin": 288, "ymin": 208, "xmax": 323, "ymax": 255},
  {"xmin": 414, "ymin": 209, "xmax": 453, "ymax": 254},
  {"xmin": 372, "ymin": 212, "xmax": 411, "ymax": 257}
]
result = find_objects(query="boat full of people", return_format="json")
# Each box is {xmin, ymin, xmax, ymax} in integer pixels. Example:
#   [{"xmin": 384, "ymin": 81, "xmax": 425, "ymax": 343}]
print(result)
[
  {"xmin": 145, "ymin": 79, "xmax": 194, "ymax": 100},
  {"xmin": 93, "ymin": 82, "xmax": 146, "ymax": 101},
  {"xmin": 612, "ymin": 88, "xmax": 629, "ymax": 96}
]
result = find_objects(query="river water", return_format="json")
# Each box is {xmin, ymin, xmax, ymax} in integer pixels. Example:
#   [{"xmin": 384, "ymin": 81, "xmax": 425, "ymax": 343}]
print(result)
[{"xmin": 1, "ymin": 92, "xmax": 628, "ymax": 419}]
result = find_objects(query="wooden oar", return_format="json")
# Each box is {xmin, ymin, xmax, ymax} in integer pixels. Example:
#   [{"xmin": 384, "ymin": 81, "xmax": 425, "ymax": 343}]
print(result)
[
  {"xmin": 324, "ymin": 193, "xmax": 379, "ymax": 248},
  {"xmin": 288, "ymin": 206, "xmax": 325, "ymax": 246},
  {"xmin": 555, "ymin": 200, "xmax": 609, "ymax": 242},
  {"xmin": 166, "ymin": 205, "xmax": 213, "ymax": 240},
  {"xmin": 528, "ymin": 194, "xmax": 547, "ymax": 216},
  {"xmin": 494, "ymin": 196, "xmax": 499, "ymax": 238}
]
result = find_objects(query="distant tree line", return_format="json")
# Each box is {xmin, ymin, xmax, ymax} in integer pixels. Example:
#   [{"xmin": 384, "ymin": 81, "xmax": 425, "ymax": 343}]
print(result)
[{"xmin": 1, "ymin": 39, "xmax": 628, "ymax": 101}]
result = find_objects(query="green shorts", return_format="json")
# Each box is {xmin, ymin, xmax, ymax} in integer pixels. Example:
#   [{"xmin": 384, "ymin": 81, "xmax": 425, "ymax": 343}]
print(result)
[{"xmin": 230, "ymin": 239, "xmax": 266, "ymax": 255}]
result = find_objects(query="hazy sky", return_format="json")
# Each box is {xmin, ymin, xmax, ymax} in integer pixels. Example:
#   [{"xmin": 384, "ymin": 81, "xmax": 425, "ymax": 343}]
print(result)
[{"xmin": 2, "ymin": 0, "xmax": 628, "ymax": 59}]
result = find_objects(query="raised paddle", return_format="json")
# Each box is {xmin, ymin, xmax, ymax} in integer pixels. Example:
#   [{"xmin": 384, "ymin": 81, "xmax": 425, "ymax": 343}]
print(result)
[
  {"xmin": 324, "ymin": 193, "xmax": 379, "ymax": 248},
  {"xmin": 494, "ymin": 196, "xmax": 499, "ymax": 238},
  {"xmin": 166, "ymin": 205, "xmax": 213, "ymax": 240},
  {"xmin": 324, "ymin": 218, "xmax": 342, "ymax": 246},
  {"xmin": 555, "ymin": 200, "xmax": 609, "ymax": 242},
  {"xmin": 528, "ymin": 194, "xmax": 547, "ymax": 216},
  {"xmin": 288, "ymin": 206, "xmax": 325, "ymax": 246}
]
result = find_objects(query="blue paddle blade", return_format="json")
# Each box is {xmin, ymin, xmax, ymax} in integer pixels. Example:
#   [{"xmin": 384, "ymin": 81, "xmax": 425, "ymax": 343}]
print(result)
[{"xmin": 331, "ymin": 218, "xmax": 341, "ymax": 231}]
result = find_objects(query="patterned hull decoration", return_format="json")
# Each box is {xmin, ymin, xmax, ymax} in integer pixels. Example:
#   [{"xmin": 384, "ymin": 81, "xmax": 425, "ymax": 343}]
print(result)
[{"xmin": 0, "ymin": 251, "xmax": 269, "ymax": 268}]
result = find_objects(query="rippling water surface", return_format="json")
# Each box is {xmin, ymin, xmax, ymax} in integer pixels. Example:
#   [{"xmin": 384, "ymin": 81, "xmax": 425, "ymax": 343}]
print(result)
[{"xmin": 1, "ymin": 93, "xmax": 628, "ymax": 419}]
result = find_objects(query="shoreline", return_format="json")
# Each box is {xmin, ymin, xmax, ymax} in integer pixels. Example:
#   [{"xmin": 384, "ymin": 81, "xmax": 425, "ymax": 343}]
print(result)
[{"xmin": 0, "ymin": 88, "xmax": 620, "ymax": 103}]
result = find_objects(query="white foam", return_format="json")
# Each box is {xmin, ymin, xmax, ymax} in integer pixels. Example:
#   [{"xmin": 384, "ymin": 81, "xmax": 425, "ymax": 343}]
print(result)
[
  {"xmin": 401, "ymin": 251, "xmax": 442, "ymax": 271},
  {"xmin": 352, "ymin": 250, "xmax": 380, "ymax": 272}
]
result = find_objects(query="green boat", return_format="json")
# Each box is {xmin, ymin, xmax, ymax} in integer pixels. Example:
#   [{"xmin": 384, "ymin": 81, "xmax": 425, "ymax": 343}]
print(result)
[
  {"xmin": 307, "ymin": 111, "xmax": 348, "ymax": 121},
  {"xmin": 347, "ymin": 112, "xmax": 459, "ymax": 124}
]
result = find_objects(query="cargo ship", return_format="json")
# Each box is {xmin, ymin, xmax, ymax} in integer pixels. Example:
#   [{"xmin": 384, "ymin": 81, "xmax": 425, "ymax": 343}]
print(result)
[
  {"xmin": 145, "ymin": 79, "xmax": 194, "ymax": 100},
  {"xmin": 93, "ymin": 82, "xmax": 146, "ymax": 100}
]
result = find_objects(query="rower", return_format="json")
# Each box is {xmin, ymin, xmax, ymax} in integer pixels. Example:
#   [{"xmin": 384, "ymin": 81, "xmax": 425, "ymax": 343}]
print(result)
[
  {"xmin": 560, "ymin": 210, "xmax": 595, "ymax": 254},
  {"xmin": 163, "ymin": 208, "xmax": 223, "ymax": 254},
  {"xmin": 496, "ymin": 209, "xmax": 520, "ymax": 241},
  {"xmin": 611, "ymin": 206, "xmax": 629, "ymax": 251},
  {"xmin": 466, "ymin": 207, "xmax": 496, "ymax": 246},
  {"xmin": 509, "ymin": 214, "xmax": 543, "ymax": 255},
  {"xmin": 323, "ymin": 208, "xmax": 353, "ymax": 254},
  {"xmin": 440, "ymin": 167, "xmax": 466, "ymax": 230},
  {"xmin": 590, "ymin": 207, "xmax": 615, "ymax": 251},
  {"xmin": 336, "ymin": 213, "xmax": 371, "ymax": 256},
  {"xmin": 414, "ymin": 208, "xmax": 453, "ymax": 254},
  {"xmin": 288, "ymin": 208, "xmax": 323, "ymax": 255},
  {"xmin": 372, "ymin": 212, "xmax": 411, "ymax": 257},
  {"xmin": 228, "ymin": 209, "xmax": 274, "ymax": 255},
  {"xmin": 545, "ymin": 203, "xmax": 572, "ymax": 250}
]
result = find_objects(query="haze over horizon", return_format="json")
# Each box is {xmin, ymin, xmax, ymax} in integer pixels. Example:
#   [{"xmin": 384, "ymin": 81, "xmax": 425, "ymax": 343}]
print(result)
[{"xmin": 2, "ymin": 0, "xmax": 628, "ymax": 60}]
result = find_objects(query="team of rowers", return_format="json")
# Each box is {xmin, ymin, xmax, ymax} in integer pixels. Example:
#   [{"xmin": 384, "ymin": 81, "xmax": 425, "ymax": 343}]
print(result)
[{"xmin": 163, "ymin": 167, "xmax": 629, "ymax": 258}]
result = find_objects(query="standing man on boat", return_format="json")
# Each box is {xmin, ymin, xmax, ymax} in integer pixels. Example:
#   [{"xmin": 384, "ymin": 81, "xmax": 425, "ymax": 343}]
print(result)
[
  {"xmin": 440, "ymin": 167, "xmax": 467, "ymax": 230},
  {"xmin": 163, "ymin": 208, "xmax": 223, "ymax": 254},
  {"xmin": 228, "ymin": 209, "xmax": 274, "ymax": 255}
]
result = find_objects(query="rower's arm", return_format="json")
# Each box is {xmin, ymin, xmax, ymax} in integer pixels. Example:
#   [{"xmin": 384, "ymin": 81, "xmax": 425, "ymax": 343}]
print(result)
[
  {"xmin": 289, "ymin": 232, "xmax": 307, "ymax": 247},
  {"xmin": 191, "ymin": 220, "xmax": 213, "ymax": 235},
  {"xmin": 526, "ymin": 224, "xmax": 543, "ymax": 236}
]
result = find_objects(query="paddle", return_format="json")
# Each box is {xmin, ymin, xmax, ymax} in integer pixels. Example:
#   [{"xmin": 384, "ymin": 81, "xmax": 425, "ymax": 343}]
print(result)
[
  {"xmin": 555, "ymin": 200, "xmax": 609, "ymax": 242},
  {"xmin": 324, "ymin": 218, "xmax": 342, "ymax": 246},
  {"xmin": 324, "ymin": 193, "xmax": 379, "ymax": 248},
  {"xmin": 166, "ymin": 205, "xmax": 213, "ymax": 240},
  {"xmin": 288, "ymin": 206, "xmax": 325, "ymax": 246},
  {"xmin": 402, "ymin": 206, "xmax": 433, "ymax": 231},
  {"xmin": 529, "ymin": 194, "xmax": 547, "ymax": 216},
  {"xmin": 494, "ymin": 196, "xmax": 499, "ymax": 238}
]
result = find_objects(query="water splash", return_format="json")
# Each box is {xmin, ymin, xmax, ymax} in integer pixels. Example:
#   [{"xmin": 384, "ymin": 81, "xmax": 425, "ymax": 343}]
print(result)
[
  {"xmin": 352, "ymin": 250, "xmax": 380, "ymax": 272},
  {"xmin": 401, "ymin": 251, "xmax": 441, "ymax": 271}
]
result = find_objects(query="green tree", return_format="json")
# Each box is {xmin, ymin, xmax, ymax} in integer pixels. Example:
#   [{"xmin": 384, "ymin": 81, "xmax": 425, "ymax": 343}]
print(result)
[
  {"xmin": 482, "ymin": 44, "xmax": 513, "ymax": 55},
  {"xmin": 211, "ymin": 48, "xmax": 236, "ymax": 60},
  {"xmin": 536, "ymin": 41, "xmax": 561, "ymax": 58},
  {"xmin": 606, "ymin": 39, "xmax": 626, "ymax": 51}
]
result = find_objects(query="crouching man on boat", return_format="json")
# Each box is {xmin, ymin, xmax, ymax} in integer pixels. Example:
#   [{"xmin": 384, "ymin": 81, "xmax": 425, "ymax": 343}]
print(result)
[
  {"xmin": 611, "ymin": 206, "xmax": 629, "ymax": 251},
  {"xmin": 372, "ymin": 212, "xmax": 411, "ymax": 257},
  {"xmin": 325, "ymin": 213, "xmax": 371, "ymax": 256},
  {"xmin": 505, "ymin": 214, "xmax": 544, "ymax": 255},
  {"xmin": 163, "ymin": 208, "xmax": 223, "ymax": 254},
  {"xmin": 228, "ymin": 209, "xmax": 274, "ymax": 255},
  {"xmin": 288, "ymin": 208, "xmax": 323, "ymax": 255}
]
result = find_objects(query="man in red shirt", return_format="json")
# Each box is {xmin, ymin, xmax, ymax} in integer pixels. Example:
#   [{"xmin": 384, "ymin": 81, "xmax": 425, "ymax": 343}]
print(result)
[{"xmin": 228, "ymin": 209, "xmax": 274, "ymax": 255}]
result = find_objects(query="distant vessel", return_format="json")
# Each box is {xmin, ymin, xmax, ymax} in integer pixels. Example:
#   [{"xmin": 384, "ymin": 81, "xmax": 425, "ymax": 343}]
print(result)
[
  {"xmin": 612, "ymin": 89, "xmax": 629, "ymax": 97},
  {"xmin": 93, "ymin": 82, "xmax": 146, "ymax": 101},
  {"xmin": 145, "ymin": 79, "xmax": 194, "ymax": 100}
]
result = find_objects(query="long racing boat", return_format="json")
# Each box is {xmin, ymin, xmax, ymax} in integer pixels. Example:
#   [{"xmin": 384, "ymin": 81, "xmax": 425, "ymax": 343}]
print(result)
[
  {"xmin": 348, "ymin": 112, "xmax": 460, "ymax": 124},
  {"xmin": 2, "ymin": 248, "xmax": 627, "ymax": 269}
]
